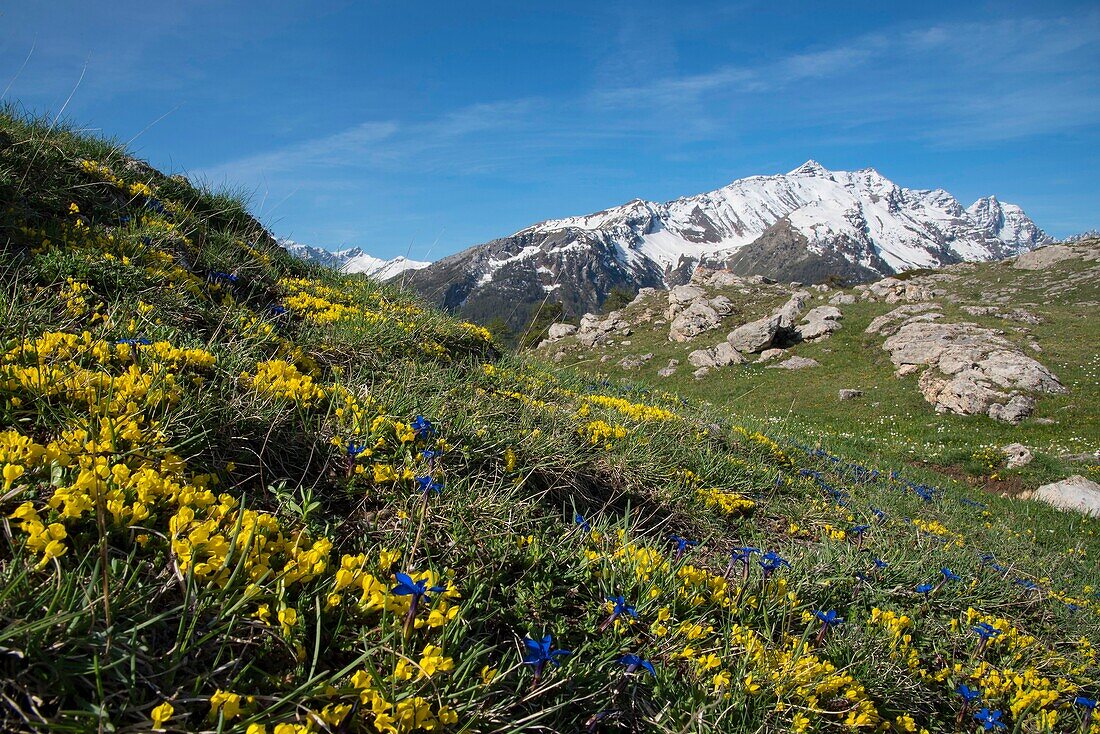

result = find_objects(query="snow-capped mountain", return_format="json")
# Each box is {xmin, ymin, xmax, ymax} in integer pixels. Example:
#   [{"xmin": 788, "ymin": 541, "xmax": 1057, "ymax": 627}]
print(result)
[
  {"xmin": 404, "ymin": 161, "xmax": 1050, "ymax": 330},
  {"xmin": 281, "ymin": 240, "xmax": 430, "ymax": 280},
  {"xmin": 1060, "ymin": 229, "xmax": 1100, "ymax": 243},
  {"xmin": 966, "ymin": 196, "xmax": 1051, "ymax": 251}
]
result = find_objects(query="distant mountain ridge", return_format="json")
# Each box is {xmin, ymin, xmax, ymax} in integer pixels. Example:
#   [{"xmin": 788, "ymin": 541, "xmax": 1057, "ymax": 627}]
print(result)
[
  {"xmin": 405, "ymin": 161, "xmax": 1051, "ymax": 330},
  {"xmin": 281, "ymin": 240, "xmax": 429, "ymax": 280}
]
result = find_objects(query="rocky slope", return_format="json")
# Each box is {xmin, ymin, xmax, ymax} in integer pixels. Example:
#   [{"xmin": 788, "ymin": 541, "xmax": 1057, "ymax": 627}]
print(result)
[
  {"xmin": 537, "ymin": 239, "xmax": 1100, "ymax": 427},
  {"xmin": 407, "ymin": 162, "xmax": 1051, "ymax": 330},
  {"xmin": 281, "ymin": 240, "xmax": 429, "ymax": 279}
]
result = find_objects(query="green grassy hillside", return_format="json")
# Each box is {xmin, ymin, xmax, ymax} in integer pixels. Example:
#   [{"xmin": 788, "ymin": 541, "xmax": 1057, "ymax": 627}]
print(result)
[{"xmin": 1, "ymin": 108, "xmax": 1098, "ymax": 734}]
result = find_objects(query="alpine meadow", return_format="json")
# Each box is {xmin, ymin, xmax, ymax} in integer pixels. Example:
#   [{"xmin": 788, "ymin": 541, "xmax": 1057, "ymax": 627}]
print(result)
[{"xmin": 2, "ymin": 3, "xmax": 1100, "ymax": 734}]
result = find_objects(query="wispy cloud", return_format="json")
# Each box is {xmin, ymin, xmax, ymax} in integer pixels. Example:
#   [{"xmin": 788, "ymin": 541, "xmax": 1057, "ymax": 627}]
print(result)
[{"xmin": 589, "ymin": 12, "xmax": 1100, "ymax": 146}]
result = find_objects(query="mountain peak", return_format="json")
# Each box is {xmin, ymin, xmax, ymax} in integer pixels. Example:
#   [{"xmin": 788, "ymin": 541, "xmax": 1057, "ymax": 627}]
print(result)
[{"xmin": 789, "ymin": 159, "xmax": 828, "ymax": 176}]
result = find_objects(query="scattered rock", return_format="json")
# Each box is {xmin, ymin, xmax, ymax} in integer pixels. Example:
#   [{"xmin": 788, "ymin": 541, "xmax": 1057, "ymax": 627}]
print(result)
[
  {"xmin": 767, "ymin": 356, "xmax": 820, "ymax": 370},
  {"xmin": 688, "ymin": 349, "xmax": 716, "ymax": 369},
  {"xmin": 838, "ymin": 389, "xmax": 863, "ymax": 400},
  {"xmin": 865, "ymin": 304, "xmax": 942, "ymax": 337},
  {"xmin": 1034, "ymin": 475, "xmax": 1100, "ymax": 517},
  {"xmin": 546, "ymin": 323, "xmax": 577, "ymax": 341},
  {"xmin": 777, "ymin": 291, "xmax": 811, "ymax": 329},
  {"xmin": 1001, "ymin": 443, "xmax": 1033, "ymax": 468},
  {"xmin": 1013, "ymin": 244, "xmax": 1096, "ymax": 270},
  {"xmin": 689, "ymin": 343, "xmax": 745, "ymax": 369},
  {"xmin": 727, "ymin": 313, "xmax": 781, "ymax": 353},
  {"xmin": 617, "ymin": 353, "xmax": 654, "ymax": 370},
  {"xmin": 829, "ymin": 293, "xmax": 856, "ymax": 305},
  {"xmin": 796, "ymin": 305, "xmax": 843, "ymax": 341},
  {"xmin": 669, "ymin": 300, "xmax": 721, "ymax": 341},
  {"xmin": 756, "ymin": 348, "xmax": 787, "ymax": 364},
  {"xmin": 693, "ymin": 366, "xmax": 711, "ymax": 379}
]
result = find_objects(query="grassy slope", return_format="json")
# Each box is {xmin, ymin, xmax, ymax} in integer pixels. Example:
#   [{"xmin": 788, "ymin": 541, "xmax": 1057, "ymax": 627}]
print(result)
[
  {"xmin": 0, "ymin": 108, "xmax": 1098, "ymax": 734},
  {"xmin": 539, "ymin": 262, "xmax": 1100, "ymax": 492}
]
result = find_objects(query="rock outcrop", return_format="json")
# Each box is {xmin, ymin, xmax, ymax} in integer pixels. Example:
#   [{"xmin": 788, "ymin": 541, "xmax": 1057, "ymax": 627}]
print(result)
[
  {"xmin": 688, "ymin": 342, "xmax": 746, "ymax": 369},
  {"xmin": 727, "ymin": 314, "xmax": 781, "ymax": 354},
  {"xmin": 796, "ymin": 306, "xmax": 843, "ymax": 341},
  {"xmin": 1013, "ymin": 242, "xmax": 1100, "ymax": 270},
  {"xmin": 1034, "ymin": 476, "xmax": 1100, "ymax": 517},
  {"xmin": 575, "ymin": 311, "xmax": 631, "ymax": 347},
  {"xmin": 880, "ymin": 316, "xmax": 1065, "ymax": 423},
  {"xmin": 767, "ymin": 356, "xmax": 820, "ymax": 370}
]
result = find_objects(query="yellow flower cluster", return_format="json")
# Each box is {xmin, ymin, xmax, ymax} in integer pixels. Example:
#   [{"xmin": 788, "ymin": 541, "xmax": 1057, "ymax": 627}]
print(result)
[
  {"xmin": 695, "ymin": 487, "xmax": 755, "ymax": 517},
  {"xmin": 80, "ymin": 159, "xmax": 156, "ymax": 198},
  {"xmin": 9, "ymin": 502, "xmax": 67, "ymax": 567},
  {"xmin": 347, "ymin": 668, "xmax": 458, "ymax": 733},
  {"xmin": 241, "ymin": 360, "xmax": 326, "ymax": 406},
  {"xmin": 578, "ymin": 419, "xmax": 628, "ymax": 446},
  {"xmin": 583, "ymin": 394, "xmax": 678, "ymax": 422},
  {"xmin": 2, "ymin": 331, "xmax": 215, "ymax": 416},
  {"xmin": 911, "ymin": 517, "xmax": 964, "ymax": 546},
  {"xmin": 170, "ymin": 501, "xmax": 332, "ymax": 588},
  {"xmin": 62, "ymin": 278, "xmax": 96, "ymax": 317},
  {"xmin": 730, "ymin": 425, "xmax": 792, "ymax": 467}
]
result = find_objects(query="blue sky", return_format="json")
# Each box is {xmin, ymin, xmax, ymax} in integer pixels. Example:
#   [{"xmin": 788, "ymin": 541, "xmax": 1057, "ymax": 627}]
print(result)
[{"xmin": 3, "ymin": 1, "xmax": 1098, "ymax": 259}]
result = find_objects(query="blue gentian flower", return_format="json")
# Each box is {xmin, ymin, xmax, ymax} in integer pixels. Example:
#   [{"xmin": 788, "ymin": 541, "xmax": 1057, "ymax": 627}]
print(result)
[
  {"xmin": 1014, "ymin": 578, "xmax": 1038, "ymax": 590},
  {"xmin": 669, "ymin": 535, "xmax": 697, "ymax": 561},
  {"xmin": 873, "ymin": 558, "xmax": 889, "ymax": 569},
  {"xmin": 268, "ymin": 304, "xmax": 287, "ymax": 316},
  {"xmin": 391, "ymin": 572, "xmax": 445, "ymax": 602},
  {"xmin": 393, "ymin": 571, "xmax": 446, "ymax": 636},
  {"xmin": 115, "ymin": 337, "xmax": 152, "ymax": 346},
  {"xmin": 941, "ymin": 567, "xmax": 961, "ymax": 581},
  {"xmin": 916, "ymin": 583, "xmax": 935, "ymax": 595},
  {"xmin": 346, "ymin": 442, "xmax": 368, "ymax": 458},
  {"xmin": 619, "ymin": 654, "xmax": 655, "ymax": 676},
  {"xmin": 973, "ymin": 622, "xmax": 1001, "ymax": 640},
  {"xmin": 974, "ymin": 708, "xmax": 1006, "ymax": 731},
  {"xmin": 758, "ymin": 551, "xmax": 790, "ymax": 575},
  {"xmin": 608, "ymin": 595, "xmax": 637, "ymax": 618},
  {"xmin": 849, "ymin": 524, "xmax": 870, "ymax": 536},
  {"xmin": 1073, "ymin": 696, "xmax": 1097, "ymax": 710},
  {"xmin": 207, "ymin": 272, "xmax": 238, "ymax": 283},
  {"xmin": 669, "ymin": 535, "xmax": 696, "ymax": 552},
  {"xmin": 411, "ymin": 415, "xmax": 436, "ymax": 440},
  {"xmin": 523, "ymin": 634, "xmax": 570, "ymax": 665},
  {"xmin": 957, "ymin": 684, "xmax": 981, "ymax": 702},
  {"xmin": 574, "ymin": 513, "xmax": 591, "ymax": 531},
  {"xmin": 815, "ymin": 610, "xmax": 844, "ymax": 625},
  {"xmin": 415, "ymin": 475, "xmax": 443, "ymax": 495},
  {"xmin": 523, "ymin": 634, "xmax": 570, "ymax": 683}
]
